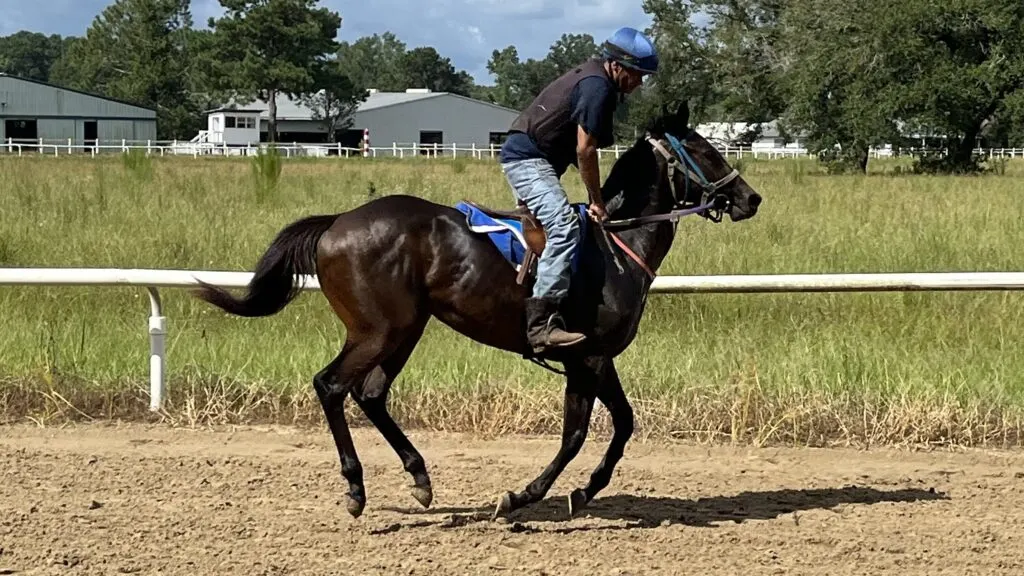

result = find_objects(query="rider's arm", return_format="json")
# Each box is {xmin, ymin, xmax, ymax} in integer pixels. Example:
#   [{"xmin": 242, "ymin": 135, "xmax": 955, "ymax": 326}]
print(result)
[
  {"xmin": 577, "ymin": 126, "xmax": 603, "ymax": 208},
  {"xmin": 570, "ymin": 77, "xmax": 614, "ymax": 210}
]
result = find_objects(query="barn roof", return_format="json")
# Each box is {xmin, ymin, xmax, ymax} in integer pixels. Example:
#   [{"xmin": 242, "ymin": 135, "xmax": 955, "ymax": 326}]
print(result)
[
  {"xmin": 207, "ymin": 90, "xmax": 517, "ymax": 119},
  {"xmin": 0, "ymin": 72, "xmax": 158, "ymax": 114}
]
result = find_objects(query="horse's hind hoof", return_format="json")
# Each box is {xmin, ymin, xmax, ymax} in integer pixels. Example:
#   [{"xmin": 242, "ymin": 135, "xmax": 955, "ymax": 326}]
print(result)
[
  {"xmin": 346, "ymin": 495, "xmax": 366, "ymax": 518},
  {"xmin": 567, "ymin": 489, "xmax": 589, "ymax": 517},
  {"xmin": 492, "ymin": 492, "xmax": 515, "ymax": 520},
  {"xmin": 410, "ymin": 484, "xmax": 433, "ymax": 509}
]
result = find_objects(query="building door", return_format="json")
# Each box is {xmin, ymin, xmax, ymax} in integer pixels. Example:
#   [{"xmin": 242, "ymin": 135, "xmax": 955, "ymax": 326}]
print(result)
[
  {"xmin": 5, "ymin": 119, "xmax": 37, "ymax": 142},
  {"xmin": 419, "ymin": 130, "xmax": 443, "ymax": 155},
  {"xmin": 337, "ymin": 129, "xmax": 365, "ymax": 155},
  {"xmin": 84, "ymin": 121, "xmax": 98, "ymax": 150}
]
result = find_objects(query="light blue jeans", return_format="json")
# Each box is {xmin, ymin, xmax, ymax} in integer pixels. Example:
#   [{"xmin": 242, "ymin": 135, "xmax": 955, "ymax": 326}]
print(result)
[{"xmin": 501, "ymin": 158, "xmax": 581, "ymax": 300}]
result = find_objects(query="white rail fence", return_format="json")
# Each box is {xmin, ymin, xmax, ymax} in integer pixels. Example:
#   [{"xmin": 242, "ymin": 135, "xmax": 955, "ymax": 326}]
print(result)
[
  {"xmin": 5, "ymin": 137, "xmax": 1024, "ymax": 161},
  {"xmin": 3, "ymin": 267, "xmax": 1024, "ymax": 412}
]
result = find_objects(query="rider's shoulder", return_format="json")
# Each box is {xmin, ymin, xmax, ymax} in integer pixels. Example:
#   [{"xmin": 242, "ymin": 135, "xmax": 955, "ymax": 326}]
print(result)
[{"xmin": 573, "ymin": 74, "xmax": 616, "ymax": 102}]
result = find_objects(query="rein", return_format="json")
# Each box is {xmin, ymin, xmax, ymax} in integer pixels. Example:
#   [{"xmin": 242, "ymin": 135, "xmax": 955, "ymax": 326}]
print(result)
[{"xmin": 598, "ymin": 131, "xmax": 741, "ymax": 279}]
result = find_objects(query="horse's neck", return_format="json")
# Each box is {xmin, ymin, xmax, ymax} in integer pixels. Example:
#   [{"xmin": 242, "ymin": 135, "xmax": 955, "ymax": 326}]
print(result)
[
  {"xmin": 609, "ymin": 176, "xmax": 677, "ymax": 276},
  {"xmin": 601, "ymin": 143, "xmax": 679, "ymax": 280},
  {"xmin": 614, "ymin": 220, "xmax": 675, "ymax": 276}
]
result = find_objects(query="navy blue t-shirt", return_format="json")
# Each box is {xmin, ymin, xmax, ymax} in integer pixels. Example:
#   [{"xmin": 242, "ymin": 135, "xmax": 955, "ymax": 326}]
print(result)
[{"xmin": 500, "ymin": 75, "xmax": 617, "ymax": 175}]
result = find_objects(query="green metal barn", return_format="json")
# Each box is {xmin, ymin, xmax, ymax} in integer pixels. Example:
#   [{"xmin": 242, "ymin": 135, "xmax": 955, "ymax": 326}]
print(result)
[{"xmin": 0, "ymin": 73, "xmax": 157, "ymax": 148}]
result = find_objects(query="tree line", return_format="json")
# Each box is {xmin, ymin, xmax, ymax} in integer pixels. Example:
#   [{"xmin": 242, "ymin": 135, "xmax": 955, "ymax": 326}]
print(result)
[{"xmin": 2, "ymin": 0, "xmax": 1022, "ymax": 172}]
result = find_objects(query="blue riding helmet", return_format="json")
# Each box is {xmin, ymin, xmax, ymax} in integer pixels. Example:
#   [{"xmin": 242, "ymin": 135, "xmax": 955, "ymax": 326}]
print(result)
[{"xmin": 601, "ymin": 27, "xmax": 659, "ymax": 74}]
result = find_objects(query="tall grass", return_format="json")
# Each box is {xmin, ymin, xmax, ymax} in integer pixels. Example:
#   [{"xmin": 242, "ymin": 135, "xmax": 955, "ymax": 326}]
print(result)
[{"xmin": 1, "ymin": 154, "xmax": 1023, "ymax": 447}]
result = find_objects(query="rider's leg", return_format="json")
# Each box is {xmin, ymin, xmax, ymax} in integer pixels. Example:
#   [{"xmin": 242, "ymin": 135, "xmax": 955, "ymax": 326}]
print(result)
[{"xmin": 501, "ymin": 158, "xmax": 586, "ymax": 353}]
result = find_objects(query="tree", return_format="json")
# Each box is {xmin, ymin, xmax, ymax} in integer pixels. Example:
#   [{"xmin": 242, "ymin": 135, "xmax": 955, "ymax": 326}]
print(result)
[
  {"xmin": 692, "ymin": 0, "xmax": 788, "ymax": 124},
  {"xmin": 207, "ymin": 0, "xmax": 343, "ymax": 142},
  {"xmin": 48, "ymin": 0, "xmax": 206, "ymax": 140},
  {"xmin": 984, "ymin": 90, "xmax": 1024, "ymax": 147},
  {"xmin": 298, "ymin": 61, "xmax": 367, "ymax": 143},
  {"xmin": 487, "ymin": 46, "xmax": 543, "ymax": 110},
  {"xmin": 400, "ymin": 47, "xmax": 474, "ymax": 95},
  {"xmin": 0, "ymin": 31, "xmax": 70, "ymax": 82},
  {"xmin": 546, "ymin": 33, "xmax": 598, "ymax": 73},
  {"xmin": 879, "ymin": 0, "xmax": 1024, "ymax": 172},
  {"xmin": 774, "ymin": 0, "xmax": 1024, "ymax": 173},
  {"xmin": 485, "ymin": 35, "xmax": 597, "ymax": 111},
  {"xmin": 335, "ymin": 33, "xmax": 478, "ymax": 97},
  {"xmin": 775, "ymin": 0, "xmax": 900, "ymax": 172},
  {"xmin": 336, "ymin": 32, "xmax": 408, "ymax": 92}
]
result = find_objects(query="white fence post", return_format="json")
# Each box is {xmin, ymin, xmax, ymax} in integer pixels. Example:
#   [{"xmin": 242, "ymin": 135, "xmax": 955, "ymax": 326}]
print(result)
[{"xmin": 146, "ymin": 287, "xmax": 166, "ymax": 411}]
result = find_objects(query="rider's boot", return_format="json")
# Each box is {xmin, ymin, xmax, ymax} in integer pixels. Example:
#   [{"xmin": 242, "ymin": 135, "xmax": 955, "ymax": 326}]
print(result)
[{"xmin": 525, "ymin": 296, "xmax": 586, "ymax": 355}]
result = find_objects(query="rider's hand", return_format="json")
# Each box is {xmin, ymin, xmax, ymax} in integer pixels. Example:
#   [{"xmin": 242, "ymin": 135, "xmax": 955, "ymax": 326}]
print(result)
[{"xmin": 588, "ymin": 202, "xmax": 609, "ymax": 223}]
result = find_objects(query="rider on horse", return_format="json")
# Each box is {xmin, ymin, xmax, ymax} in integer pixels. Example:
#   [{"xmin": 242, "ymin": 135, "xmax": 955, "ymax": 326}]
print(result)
[{"xmin": 499, "ymin": 26, "xmax": 659, "ymax": 356}]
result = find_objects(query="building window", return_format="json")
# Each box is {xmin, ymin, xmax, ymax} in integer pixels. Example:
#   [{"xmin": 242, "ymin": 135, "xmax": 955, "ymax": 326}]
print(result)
[{"xmin": 224, "ymin": 116, "xmax": 256, "ymax": 129}]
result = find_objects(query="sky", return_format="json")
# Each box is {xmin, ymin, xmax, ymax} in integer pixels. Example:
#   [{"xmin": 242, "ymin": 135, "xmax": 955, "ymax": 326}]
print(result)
[{"xmin": 0, "ymin": 0, "xmax": 658, "ymax": 84}]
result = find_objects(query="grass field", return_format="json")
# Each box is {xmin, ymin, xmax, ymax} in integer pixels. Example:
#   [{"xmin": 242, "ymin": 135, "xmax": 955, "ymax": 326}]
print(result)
[{"xmin": 1, "ymin": 151, "xmax": 1023, "ymax": 447}]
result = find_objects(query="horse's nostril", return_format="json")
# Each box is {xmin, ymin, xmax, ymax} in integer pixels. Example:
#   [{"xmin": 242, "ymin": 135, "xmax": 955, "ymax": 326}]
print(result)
[{"xmin": 749, "ymin": 193, "xmax": 762, "ymax": 208}]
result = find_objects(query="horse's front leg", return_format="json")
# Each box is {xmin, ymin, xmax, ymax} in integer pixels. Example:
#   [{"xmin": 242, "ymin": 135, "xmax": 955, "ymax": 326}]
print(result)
[
  {"xmin": 493, "ymin": 355, "xmax": 598, "ymax": 518},
  {"xmin": 568, "ymin": 358, "xmax": 634, "ymax": 516}
]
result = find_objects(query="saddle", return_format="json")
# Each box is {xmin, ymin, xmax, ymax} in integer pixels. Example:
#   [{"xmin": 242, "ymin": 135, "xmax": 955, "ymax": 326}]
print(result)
[
  {"xmin": 461, "ymin": 201, "xmax": 546, "ymax": 284},
  {"xmin": 454, "ymin": 199, "xmax": 590, "ymax": 286}
]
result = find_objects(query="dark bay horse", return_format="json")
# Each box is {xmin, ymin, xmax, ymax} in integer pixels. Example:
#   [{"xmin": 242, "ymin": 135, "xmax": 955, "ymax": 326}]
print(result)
[{"xmin": 194, "ymin": 102, "xmax": 762, "ymax": 520}]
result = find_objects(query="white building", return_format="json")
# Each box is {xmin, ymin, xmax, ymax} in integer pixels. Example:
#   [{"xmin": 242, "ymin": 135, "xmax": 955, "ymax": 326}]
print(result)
[
  {"xmin": 200, "ymin": 88, "xmax": 520, "ymax": 154},
  {"xmin": 696, "ymin": 120, "xmax": 808, "ymax": 151},
  {"xmin": 0, "ymin": 73, "xmax": 157, "ymax": 146}
]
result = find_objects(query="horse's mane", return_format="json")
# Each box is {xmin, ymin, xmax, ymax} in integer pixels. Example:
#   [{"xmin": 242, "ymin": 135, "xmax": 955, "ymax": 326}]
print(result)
[
  {"xmin": 601, "ymin": 105, "xmax": 694, "ymax": 218},
  {"xmin": 601, "ymin": 134, "xmax": 661, "ymax": 219}
]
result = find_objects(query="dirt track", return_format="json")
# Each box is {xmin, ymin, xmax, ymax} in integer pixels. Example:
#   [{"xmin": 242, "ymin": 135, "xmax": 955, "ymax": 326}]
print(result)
[{"xmin": 2, "ymin": 423, "xmax": 1024, "ymax": 575}]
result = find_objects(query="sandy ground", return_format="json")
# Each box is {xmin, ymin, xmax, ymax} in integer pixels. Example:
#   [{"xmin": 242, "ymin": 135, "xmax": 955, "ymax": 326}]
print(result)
[{"xmin": 1, "ymin": 423, "xmax": 1024, "ymax": 575}]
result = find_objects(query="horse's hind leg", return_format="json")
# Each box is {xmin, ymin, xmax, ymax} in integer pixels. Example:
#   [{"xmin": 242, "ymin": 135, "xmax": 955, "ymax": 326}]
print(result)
[
  {"xmin": 351, "ymin": 317, "xmax": 434, "ymax": 509},
  {"xmin": 313, "ymin": 335, "xmax": 394, "ymax": 519}
]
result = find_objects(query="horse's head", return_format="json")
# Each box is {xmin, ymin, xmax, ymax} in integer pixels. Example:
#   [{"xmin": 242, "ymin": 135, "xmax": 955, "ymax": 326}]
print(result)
[{"xmin": 645, "ymin": 101, "xmax": 762, "ymax": 223}]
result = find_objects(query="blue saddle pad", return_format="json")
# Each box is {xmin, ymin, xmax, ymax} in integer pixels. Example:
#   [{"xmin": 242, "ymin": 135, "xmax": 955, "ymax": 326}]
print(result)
[{"xmin": 453, "ymin": 201, "xmax": 590, "ymax": 274}]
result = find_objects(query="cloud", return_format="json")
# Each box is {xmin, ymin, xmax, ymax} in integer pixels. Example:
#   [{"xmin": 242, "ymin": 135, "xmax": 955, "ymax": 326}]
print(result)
[
  {"xmin": 2, "ymin": 0, "xmax": 655, "ymax": 84},
  {"xmin": 464, "ymin": 26, "xmax": 485, "ymax": 45}
]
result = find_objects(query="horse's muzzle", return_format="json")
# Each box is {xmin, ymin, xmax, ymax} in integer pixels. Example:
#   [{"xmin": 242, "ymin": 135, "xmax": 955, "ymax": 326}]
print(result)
[{"xmin": 730, "ymin": 192, "xmax": 762, "ymax": 221}]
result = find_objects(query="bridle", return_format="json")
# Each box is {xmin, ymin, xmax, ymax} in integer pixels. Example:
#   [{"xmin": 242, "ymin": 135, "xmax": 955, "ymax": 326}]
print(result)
[
  {"xmin": 603, "ymin": 130, "xmax": 741, "ymax": 230},
  {"xmin": 596, "ymin": 129, "xmax": 742, "ymax": 281}
]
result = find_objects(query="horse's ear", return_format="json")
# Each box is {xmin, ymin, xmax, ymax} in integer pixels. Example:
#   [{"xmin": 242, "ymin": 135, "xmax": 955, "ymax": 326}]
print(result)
[{"xmin": 675, "ymin": 100, "xmax": 691, "ymax": 130}]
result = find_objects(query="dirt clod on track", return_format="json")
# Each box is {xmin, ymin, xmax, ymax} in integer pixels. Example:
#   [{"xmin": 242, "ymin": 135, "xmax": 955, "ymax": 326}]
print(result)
[{"xmin": 2, "ymin": 423, "xmax": 1024, "ymax": 575}]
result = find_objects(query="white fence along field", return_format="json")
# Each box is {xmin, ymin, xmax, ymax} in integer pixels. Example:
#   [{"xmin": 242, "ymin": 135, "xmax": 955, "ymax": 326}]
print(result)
[
  {"xmin": 5, "ymin": 137, "xmax": 1024, "ymax": 161},
  {"xmin": 3, "ymin": 267, "xmax": 1024, "ymax": 411}
]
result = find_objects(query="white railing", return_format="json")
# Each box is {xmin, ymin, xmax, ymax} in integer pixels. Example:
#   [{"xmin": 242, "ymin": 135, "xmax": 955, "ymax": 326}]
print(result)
[
  {"xmin": 4, "ymin": 137, "xmax": 1024, "ymax": 161},
  {"xmin": 3, "ymin": 267, "xmax": 1024, "ymax": 412}
]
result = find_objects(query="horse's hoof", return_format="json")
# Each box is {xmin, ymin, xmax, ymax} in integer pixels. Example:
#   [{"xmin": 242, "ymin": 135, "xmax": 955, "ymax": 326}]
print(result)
[
  {"xmin": 346, "ymin": 495, "xmax": 366, "ymax": 518},
  {"xmin": 492, "ymin": 492, "xmax": 514, "ymax": 520},
  {"xmin": 410, "ymin": 484, "xmax": 433, "ymax": 509},
  {"xmin": 567, "ymin": 489, "xmax": 589, "ymax": 517}
]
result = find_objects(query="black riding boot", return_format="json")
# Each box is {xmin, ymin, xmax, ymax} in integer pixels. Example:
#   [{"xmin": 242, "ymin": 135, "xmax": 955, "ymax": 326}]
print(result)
[{"xmin": 525, "ymin": 297, "xmax": 586, "ymax": 355}]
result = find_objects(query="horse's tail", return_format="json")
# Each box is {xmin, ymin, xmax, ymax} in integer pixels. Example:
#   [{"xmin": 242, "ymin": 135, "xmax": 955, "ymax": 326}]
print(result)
[{"xmin": 193, "ymin": 214, "xmax": 338, "ymax": 317}]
